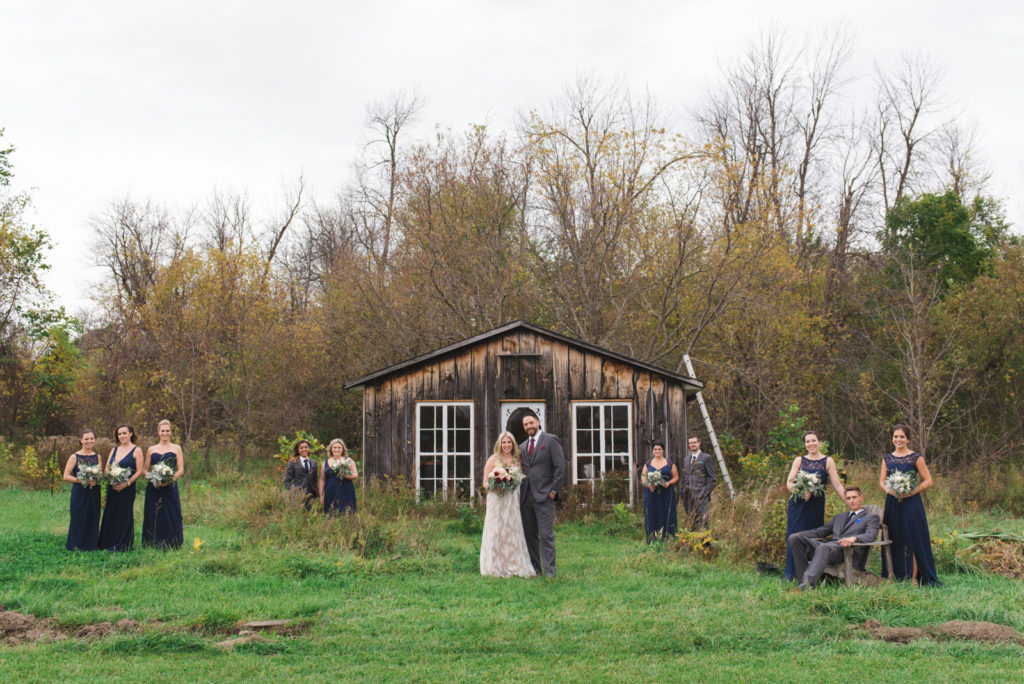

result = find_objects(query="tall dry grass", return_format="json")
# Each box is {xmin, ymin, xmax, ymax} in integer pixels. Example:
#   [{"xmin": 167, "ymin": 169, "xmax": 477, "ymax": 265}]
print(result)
[{"xmin": 188, "ymin": 474, "xmax": 460, "ymax": 559}]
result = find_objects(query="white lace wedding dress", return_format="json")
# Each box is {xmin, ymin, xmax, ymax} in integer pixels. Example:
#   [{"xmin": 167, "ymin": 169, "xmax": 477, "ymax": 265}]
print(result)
[{"xmin": 479, "ymin": 486, "xmax": 535, "ymax": 578}]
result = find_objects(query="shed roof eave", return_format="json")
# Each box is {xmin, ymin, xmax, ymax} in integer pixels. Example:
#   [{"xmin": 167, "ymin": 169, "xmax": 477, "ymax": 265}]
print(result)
[{"xmin": 342, "ymin": 320, "xmax": 704, "ymax": 392}]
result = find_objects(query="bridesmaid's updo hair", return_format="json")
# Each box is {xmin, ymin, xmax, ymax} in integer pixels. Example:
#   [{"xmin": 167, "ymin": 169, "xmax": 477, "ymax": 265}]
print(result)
[
  {"xmin": 292, "ymin": 439, "xmax": 311, "ymax": 460},
  {"xmin": 79, "ymin": 428, "xmax": 95, "ymax": 441},
  {"xmin": 652, "ymin": 440, "xmax": 665, "ymax": 450},
  {"xmin": 892, "ymin": 423, "xmax": 912, "ymax": 441},
  {"xmin": 114, "ymin": 423, "xmax": 136, "ymax": 442},
  {"xmin": 802, "ymin": 431, "xmax": 820, "ymax": 441},
  {"xmin": 157, "ymin": 419, "xmax": 172, "ymax": 431},
  {"xmin": 326, "ymin": 438, "xmax": 347, "ymax": 458}
]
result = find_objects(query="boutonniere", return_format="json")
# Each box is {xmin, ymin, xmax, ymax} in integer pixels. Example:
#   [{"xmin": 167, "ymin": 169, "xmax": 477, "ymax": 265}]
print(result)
[{"xmin": 854, "ymin": 518, "xmax": 862, "ymax": 523}]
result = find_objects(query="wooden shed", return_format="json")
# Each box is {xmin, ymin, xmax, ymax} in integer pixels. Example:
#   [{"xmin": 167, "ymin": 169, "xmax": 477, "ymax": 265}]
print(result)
[{"xmin": 344, "ymin": 321, "xmax": 703, "ymax": 503}]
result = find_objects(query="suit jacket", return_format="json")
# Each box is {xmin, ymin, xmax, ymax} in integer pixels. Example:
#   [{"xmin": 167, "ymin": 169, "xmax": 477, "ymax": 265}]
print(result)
[
  {"xmin": 806, "ymin": 508, "xmax": 881, "ymax": 566},
  {"xmin": 284, "ymin": 457, "xmax": 319, "ymax": 498},
  {"xmin": 682, "ymin": 450, "xmax": 716, "ymax": 499},
  {"xmin": 519, "ymin": 431, "xmax": 566, "ymax": 504}
]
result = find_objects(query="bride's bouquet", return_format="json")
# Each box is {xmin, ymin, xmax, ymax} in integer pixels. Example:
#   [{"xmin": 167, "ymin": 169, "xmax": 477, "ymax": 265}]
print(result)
[
  {"xmin": 145, "ymin": 462, "xmax": 175, "ymax": 487},
  {"xmin": 76, "ymin": 463, "xmax": 102, "ymax": 486},
  {"xmin": 884, "ymin": 470, "xmax": 919, "ymax": 501},
  {"xmin": 487, "ymin": 464, "xmax": 525, "ymax": 495},
  {"xmin": 103, "ymin": 463, "xmax": 132, "ymax": 486},
  {"xmin": 329, "ymin": 458, "xmax": 353, "ymax": 478},
  {"xmin": 642, "ymin": 470, "xmax": 666, "ymax": 489},
  {"xmin": 790, "ymin": 471, "xmax": 825, "ymax": 502}
]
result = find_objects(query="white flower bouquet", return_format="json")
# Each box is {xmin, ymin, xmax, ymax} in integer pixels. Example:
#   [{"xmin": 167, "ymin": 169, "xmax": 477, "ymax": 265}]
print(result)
[
  {"xmin": 790, "ymin": 471, "xmax": 825, "ymax": 502},
  {"xmin": 330, "ymin": 458, "xmax": 353, "ymax": 478},
  {"xmin": 76, "ymin": 463, "xmax": 102, "ymax": 486},
  {"xmin": 145, "ymin": 462, "xmax": 175, "ymax": 487},
  {"xmin": 884, "ymin": 470, "xmax": 919, "ymax": 501},
  {"xmin": 104, "ymin": 463, "xmax": 132, "ymax": 486},
  {"xmin": 487, "ymin": 464, "xmax": 525, "ymax": 495},
  {"xmin": 642, "ymin": 470, "xmax": 667, "ymax": 489}
]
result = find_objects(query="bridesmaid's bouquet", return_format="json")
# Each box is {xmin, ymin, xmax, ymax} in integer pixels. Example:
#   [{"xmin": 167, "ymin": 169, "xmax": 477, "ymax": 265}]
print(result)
[
  {"xmin": 103, "ymin": 463, "xmax": 132, "ymax": 486},
  {"xmin": 145, "ymin": 462, "xmax": 175, "ymax": 487},
  {"xmin": 76, "ymin": 463, "xmax": 102, "ymax": 486},
  {"xmin": 884, "ymin": 470, "xmax": 919, "ymax": 501},
  {"xmin": 487, "ymin": 464, "xmax": 525, "ymax": 495},
  {"xmin": 330, "ymin": 458, "xmax": 353, "ymax": 478},
  {"xmin": 642, "ymin": 470, "xmax": 667, "ymax": 489},
  {"xmin": 790, "ymin": 471, "xmax": 825, "ymax": 502}
]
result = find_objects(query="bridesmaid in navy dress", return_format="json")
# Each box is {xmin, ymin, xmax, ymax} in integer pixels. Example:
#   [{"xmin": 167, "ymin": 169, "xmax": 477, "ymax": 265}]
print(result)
[
  {"xmin": 142, "ymin": 419, "xmax": 184, "ymax": 549},
  {"xmin": 319, "ymin": 438, "xmax": 357, "ymax": 515},
  {"xmin": 642, "ymin": 441, "xmax": 680, "ymax": 542},
  {"xmin": 63, "ymin": 429, "xmax": 101, "ymax": 551},
  {"xmin": 879, "ymin": 424, "xmax": 940, "ymax": 586},
  {"xmin": 99, "ymin": 423, "xmax": 143, "ymax": 551},
  {"xmin": 782, "ymin": 431, "xmax": 845, "ymax": 580}
]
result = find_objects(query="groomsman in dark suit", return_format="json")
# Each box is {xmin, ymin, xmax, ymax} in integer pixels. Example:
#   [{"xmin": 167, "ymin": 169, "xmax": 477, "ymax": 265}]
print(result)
[
  {"xmin": 519, "ymin": 410, "xmax": 565, "ymax": 577},
  {"xmin": 788, "ymin": 487, "xmax": 880, "ymax": 590},
  {"xmin": 682, "ymin": 435, "xmax": 716, "ymax": 530},
  {"xmin": 284, "ymin": 440, "xmax": 319, "ymax": 509}
]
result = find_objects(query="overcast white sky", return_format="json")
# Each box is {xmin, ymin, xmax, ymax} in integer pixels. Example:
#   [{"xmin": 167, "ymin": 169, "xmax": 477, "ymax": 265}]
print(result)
[{"xmin": 2, "ymin": 1, "xmax": 1021, "ymax": 313}]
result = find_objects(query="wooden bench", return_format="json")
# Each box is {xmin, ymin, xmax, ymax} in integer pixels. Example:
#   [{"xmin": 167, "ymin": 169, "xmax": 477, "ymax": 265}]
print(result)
[{"xmin": 822, "ymin": 504, "xmax": 894, "ymax": 586}]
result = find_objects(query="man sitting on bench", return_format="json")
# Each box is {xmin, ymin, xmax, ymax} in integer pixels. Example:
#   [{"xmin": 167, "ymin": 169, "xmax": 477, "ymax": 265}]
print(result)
[{"xmin": 788, "ymin": 486, "xmax": 880, "ymax": 591}]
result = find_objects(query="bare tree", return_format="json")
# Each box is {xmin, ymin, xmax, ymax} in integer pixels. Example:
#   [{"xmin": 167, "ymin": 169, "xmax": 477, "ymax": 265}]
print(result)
[
  {"xmin": 935, "ymin": 120, "xmax": 990, "ymax": 201},
  {"xmin": 262, "ymin": 175, "xmax": 305, "ymax": 266},
  {"xmin": 873, "ymin": 54, "xmax": 944, "ymax": 213},
  {"xmin": 870, "ymin": 258, "xmax": 966, "ymax": 461},
  {"xmin": 90, "ymin": 197, "xmax": 189, "ymax": 308},
  {"xmin": 351, "ymin": 90, "xmax": 424, "ymax": 272}
]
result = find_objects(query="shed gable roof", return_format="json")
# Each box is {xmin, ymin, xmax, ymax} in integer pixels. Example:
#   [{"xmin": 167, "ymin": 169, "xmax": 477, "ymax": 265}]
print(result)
[{"xmin": 343, "ymin": 320, "xmax": 703, "ymax": 392}]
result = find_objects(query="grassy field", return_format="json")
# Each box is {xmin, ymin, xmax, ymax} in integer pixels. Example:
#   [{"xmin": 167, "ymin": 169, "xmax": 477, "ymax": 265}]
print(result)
[{"xmin": 1, "ymin": 483, "xmax": 1023, "ymax": 682}]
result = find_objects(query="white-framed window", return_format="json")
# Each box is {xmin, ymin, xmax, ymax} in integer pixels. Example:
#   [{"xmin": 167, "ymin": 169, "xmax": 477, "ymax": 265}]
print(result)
[
  {"xmin": 416, "ymin": 401, "xmax": 474, "ymax": 500},
  {"xmin": 571, "ymin": 401, "xmax": 633, "ymax": 504}
]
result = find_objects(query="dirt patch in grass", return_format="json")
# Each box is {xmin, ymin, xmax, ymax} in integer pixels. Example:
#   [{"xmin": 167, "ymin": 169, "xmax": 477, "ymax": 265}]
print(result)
[
  {"xmin": 214, "ymin": 630, "xmax": 266, "ymax": 651},
  {"xmin": 1, "ymin": 610, "xmax": 64, "ymax": 645},
  {"xmin": 0, "ymin": 610, "xmax": 158, "ymax": 645},
  {"xmin": 2, "ymin": 609, "xmax": 309, "ymax": 647},
  {"xmin": 855, "ymin": 619, "xmax": 1024, "ymax": 645}
]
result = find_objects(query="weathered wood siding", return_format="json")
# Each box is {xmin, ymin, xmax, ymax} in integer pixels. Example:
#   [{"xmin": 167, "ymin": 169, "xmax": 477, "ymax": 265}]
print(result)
[{"xmin": 359, "ymin": 330, "xmax": 693, "ymax": 496}]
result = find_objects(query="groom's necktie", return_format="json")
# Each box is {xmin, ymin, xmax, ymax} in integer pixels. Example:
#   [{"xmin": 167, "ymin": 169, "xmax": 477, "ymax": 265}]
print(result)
[{"xmin": 528, "ymin": 438, "xmax": 535, "ymax": 461}]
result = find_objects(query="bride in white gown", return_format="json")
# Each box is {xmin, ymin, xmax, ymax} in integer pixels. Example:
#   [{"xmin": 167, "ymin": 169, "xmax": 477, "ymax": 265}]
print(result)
[{"xmin": 479, "ymin": 431, "xmax": 535, "ymax": 577}]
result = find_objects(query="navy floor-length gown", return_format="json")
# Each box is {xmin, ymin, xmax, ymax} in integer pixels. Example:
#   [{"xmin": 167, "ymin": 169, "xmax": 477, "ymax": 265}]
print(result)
[
  {"xmin": 323, "ymin": 460, "xmax": 356, "ymax": 515},
  {"xmin": 142, "ymin": 452, "xmax": 183, "ymax": 549},
  {"xmin": 882, "ymin": 451, "xmax": 940, "ymax": 586},
  {"xmin": 66, "ymin": 453, "xmax": 101, "ymax": 551},
  {"xmin": 643, "ymin": 460, "xmax": 678, "ymax": 542},
  {"xmin": 98, "ymin": 447, "xmax": 137, "ymax": 552},
  {"xmin": 783, "ymin": 456, "xmax": 828, "ymax": 580}
]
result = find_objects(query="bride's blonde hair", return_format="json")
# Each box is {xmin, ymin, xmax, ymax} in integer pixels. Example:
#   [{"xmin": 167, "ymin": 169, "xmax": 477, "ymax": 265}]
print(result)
[{"xmin": 492, "ymin": 431, "xmax": 521, "ymax": 462}]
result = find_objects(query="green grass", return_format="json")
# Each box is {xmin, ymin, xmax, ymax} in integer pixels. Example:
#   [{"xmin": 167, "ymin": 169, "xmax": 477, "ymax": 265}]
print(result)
[{"xmin": 1, "ymin": 485, "xmax": 1023, "ymax": 682}]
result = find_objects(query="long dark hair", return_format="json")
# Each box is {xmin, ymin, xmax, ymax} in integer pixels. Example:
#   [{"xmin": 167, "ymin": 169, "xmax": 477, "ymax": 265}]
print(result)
[{"xmin": 114, "ymin": 423, "xmax": 136, "ymax": 443}]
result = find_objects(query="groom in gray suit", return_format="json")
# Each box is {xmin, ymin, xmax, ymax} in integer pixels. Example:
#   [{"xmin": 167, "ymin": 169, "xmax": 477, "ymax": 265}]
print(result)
[
  {"xmin": 520, "ymin": 410, "xmax": 565, "ymax": 577},
  {"xmin": 788, "ymin": 486, "xmax": 880, "ymax": 590}
]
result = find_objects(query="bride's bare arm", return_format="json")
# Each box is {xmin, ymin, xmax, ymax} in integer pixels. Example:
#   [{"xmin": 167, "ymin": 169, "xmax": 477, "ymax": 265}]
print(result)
[{"xmin": 481, "ymin": 456, "xmax": 496, "ymax": 489}]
